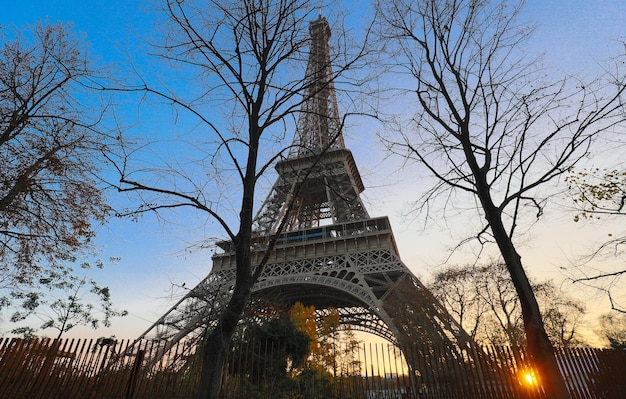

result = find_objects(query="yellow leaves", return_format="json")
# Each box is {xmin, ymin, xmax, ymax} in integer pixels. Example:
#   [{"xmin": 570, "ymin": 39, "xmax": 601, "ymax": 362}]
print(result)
[
  {"xmin": 320, "ymin": 308, "xmax": 340, "ymax": 337},
  {"xmin": 289, "ymin": 302, "xmax": 317, "ymax": 343},
  {"xmin": 568, "ymin": 167, "xmax": 626, "ymax": 222},
  {"xmin": 289, "ymin": 302, "xmax": 351, "ymax": 373}
]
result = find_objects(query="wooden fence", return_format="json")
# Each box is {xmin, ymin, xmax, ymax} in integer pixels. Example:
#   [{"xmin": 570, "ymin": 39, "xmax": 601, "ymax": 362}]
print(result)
[{"xmin": 0, "ymin": 337, "xmax": 625, "ymax": 399}]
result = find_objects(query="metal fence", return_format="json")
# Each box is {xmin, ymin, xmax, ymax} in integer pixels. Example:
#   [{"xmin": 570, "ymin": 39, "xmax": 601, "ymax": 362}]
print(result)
[{"xmin": 0, "ymin": 337, "xmax": 625, "ymax": 399}]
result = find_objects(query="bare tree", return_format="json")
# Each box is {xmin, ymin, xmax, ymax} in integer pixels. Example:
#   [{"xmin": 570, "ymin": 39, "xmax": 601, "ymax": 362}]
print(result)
[
  {"xmin": 431, "ymin": 263, "xmax": 586, "ymax": 347},
  {"xmin": 477, "ymin": 265, "xmax": 526, "ymax": 347},
  {"xmin": 597, "ymin": 311, "xmax": 626, "ymax": 349},
  {"xmin": 538, "ymin": 282, "xmax": 587, "ymax": 347},
  {"xmin": 109, "ymin": 1, "xmax": 370, "ymax": 398},
  {"xmin": 377, "ymin": 0, "xmax": 626, "ymax": 396},
  {"xmin": 429, "ymin": 265, "xmax": 487, "ymax": 341},
  {"xmin": 0, "ymin": 22, "xmax": 111, "ymax": 327}
]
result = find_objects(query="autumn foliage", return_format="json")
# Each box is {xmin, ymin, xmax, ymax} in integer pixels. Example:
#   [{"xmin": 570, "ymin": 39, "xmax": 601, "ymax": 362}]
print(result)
[{"xmin": 1, "ymin": 23, "xmax": 111, "ymax": 330}]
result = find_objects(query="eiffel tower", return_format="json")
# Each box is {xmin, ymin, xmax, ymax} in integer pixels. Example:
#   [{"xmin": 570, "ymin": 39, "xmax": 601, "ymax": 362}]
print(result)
[{"xmin": 139, "ymin": 16, "xmax": 470, "ymax": 354}]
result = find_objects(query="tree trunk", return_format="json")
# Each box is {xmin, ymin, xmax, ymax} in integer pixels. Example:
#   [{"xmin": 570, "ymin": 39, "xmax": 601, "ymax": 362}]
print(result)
[
  {"xmin": 195, "ymin": 329, "xmax": 228, "ymax": 399},
  {"xmin": 196, "ymin": 150, "xmax": 258, "ymax": 399},
  {"xmin": 457, "ymin": 128, "xmax": 570, "ymax": 397},
  {"xmin": 195, "ymin": 276, "xmax": 253, "ymax": 399},
  {"xmin": 482, "ymin": 202, "xmax": 570, "ymax": 398}
]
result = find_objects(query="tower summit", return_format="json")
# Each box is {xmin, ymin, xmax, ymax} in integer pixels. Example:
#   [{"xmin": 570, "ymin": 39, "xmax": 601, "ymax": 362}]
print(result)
[{"xmin": 290, "ymin": 16, "xmax": 344, "ymax": 157}]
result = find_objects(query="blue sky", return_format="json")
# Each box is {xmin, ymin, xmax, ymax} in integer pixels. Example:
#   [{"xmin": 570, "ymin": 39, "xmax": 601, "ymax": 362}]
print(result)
[{"xmin": 2, "ymin": 1, "xmax": 625, "ymax": 340}]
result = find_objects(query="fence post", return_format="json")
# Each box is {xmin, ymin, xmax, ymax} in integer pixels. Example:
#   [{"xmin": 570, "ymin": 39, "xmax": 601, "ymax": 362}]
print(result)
[{"xmin": 125, "ymin": 349, "xmax": 145, "ymax": 399}]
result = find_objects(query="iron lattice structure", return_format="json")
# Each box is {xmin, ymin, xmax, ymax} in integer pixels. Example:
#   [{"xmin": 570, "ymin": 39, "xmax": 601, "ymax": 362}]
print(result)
[
  {"xmin": 289, "ymin": 17, "xmax": 344, "ymax": 158},
  {"xmin": 139, "ymin": 17, "xmax": 472, "ymax": 356}
]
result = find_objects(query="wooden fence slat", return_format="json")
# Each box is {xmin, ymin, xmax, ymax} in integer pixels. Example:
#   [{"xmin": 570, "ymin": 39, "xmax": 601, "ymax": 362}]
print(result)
[
  {"xmin": 579, "ymin": 347, "xmax": 600, "ymax": 398},
  {"xmin": 479, "ymin": 346, "xmax": 500, "ymax": 398},
  {"xmin": 468, "ymin": 344, "xmax": 490, "ymax": 398},
  {"xmin": 134, "ymin": 339, "xmax": 155, "ymax": 399},
  {"xmin": 74, "ymin": 338, "xmax": 97, "ymax": 396},
  {"xmin": 561, "ymin": 347, "xmax": 589, "ymax": 399},
  {"xmin": 0, "ymin": 338, "xmax": 10, "ymax": 396},
  {"xmin": 158, "ymin": 339, "xmax": 182, "ymax": 398},
  {"xmin": 33, "ymin": 338, "xmax": 53, "ymax": 399},
  {"xmin": 592, "ymin": 347, "xmax": 626, "ymax": 398},
  {"xmin": 33, "ymin": 338, "xmax": 72, "ymax": 399},
  {"xmin": 111, "ymin": 339, "xmax": 137, "ymax": 398},
  {"xmin": 17, "ymin": 338, "xmax": 49, "ymax": 399},
  {"xmin": 450, "ymin": 343, "xmax": 468, "ymax": 399},
  {"xmin": 578, "ymin": 347, "xmax": 597, "ymax": 398},
  {"xmin": 90, "ymin": 338, "xmax": 122, "ymax": 398},
  {"xmin": 49, "ymin": 338, "xmax": 78, "ymax": 397},
  {"xmin": 0, "ymin": 338, "xmax": 17, "ymax": 397},
  {"xmin": 0, "ymin": 339, "xmax": 28, "ymax": 398},
  {"xmin": 489, "ymin": 345, "xmax": 514, "ymax": 399}
]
